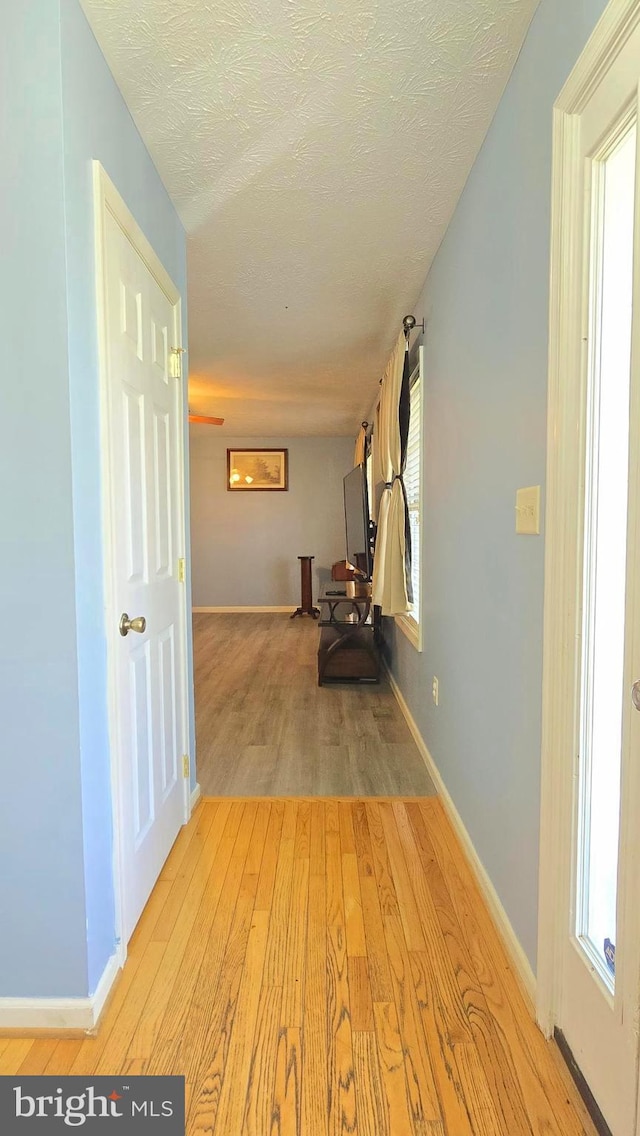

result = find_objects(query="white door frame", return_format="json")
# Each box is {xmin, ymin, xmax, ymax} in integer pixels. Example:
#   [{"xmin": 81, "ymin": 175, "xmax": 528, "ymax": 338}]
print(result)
[
  {"xmin": 538, "ymin": 0, "xmax": 640, "ymax": 1046},
  {"xmin": 93, "ymin": 162, "xmax": 191, "ymax": 966}
]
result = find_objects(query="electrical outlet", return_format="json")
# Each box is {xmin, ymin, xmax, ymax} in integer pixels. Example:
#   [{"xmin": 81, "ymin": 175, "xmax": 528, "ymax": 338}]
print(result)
[{"xmin": 432, "ymin": 676, "xmax": 439, "ymax": 706}]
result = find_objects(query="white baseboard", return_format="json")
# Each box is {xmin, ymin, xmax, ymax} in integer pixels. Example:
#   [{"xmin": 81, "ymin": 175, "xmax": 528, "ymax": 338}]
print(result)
[
  {"xmin": 385, "ymin": 665, "xmax": 537, "ymax": 1009},
  {"xmin": 193, "ymin": 606, "xmax": 295, "ymax": 613},
  {"xmin": 190, "ymin": 782, "xmax": 202, "ymax": 812},
  {"xmin": 0, "ymin": 952, "xmax": 120, "ymax": 1032}
]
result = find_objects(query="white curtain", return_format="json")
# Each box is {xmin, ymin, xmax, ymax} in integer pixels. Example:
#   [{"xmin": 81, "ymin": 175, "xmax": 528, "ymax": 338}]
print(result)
[
  {"xmin": 353, "ymin": 424, "xmax": 367, "ymax": 467},
  {"xmin": 371, "ymin": 401, "xmax": 382, "ymax": 522},
  {"xmin": 371, "ymin": 332, "xmax": 411, "ymax": 614}
]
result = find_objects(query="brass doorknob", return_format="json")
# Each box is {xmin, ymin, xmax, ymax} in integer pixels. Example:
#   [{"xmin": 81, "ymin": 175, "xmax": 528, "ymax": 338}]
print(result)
[{"xmin": 119, "ymin": 613, "xmax": 147, "ymax": 637}]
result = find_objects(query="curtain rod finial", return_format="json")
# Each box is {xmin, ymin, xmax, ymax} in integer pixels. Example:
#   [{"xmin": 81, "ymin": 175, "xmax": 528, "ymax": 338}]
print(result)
[{"xmin": 402, "ymin": 314, "xmax": 425, "ymax": 339}]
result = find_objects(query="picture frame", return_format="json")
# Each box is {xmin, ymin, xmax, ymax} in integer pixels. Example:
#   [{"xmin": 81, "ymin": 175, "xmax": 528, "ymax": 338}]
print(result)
[{"xmin": 227, "ymin": 448, "xmax": 289, "ymax": 491}]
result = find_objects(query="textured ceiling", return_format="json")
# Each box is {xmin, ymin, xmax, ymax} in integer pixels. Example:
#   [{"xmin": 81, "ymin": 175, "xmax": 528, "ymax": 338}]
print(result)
[{"xmin": 81, "ymin": 0, "xmax": 539, "ymax": 436}]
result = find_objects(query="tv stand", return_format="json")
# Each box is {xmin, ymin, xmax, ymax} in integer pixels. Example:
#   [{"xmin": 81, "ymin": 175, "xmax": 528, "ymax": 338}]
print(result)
[{"xmin": 317, "ymin": 591, "xmax": 381, "ymax": 685}]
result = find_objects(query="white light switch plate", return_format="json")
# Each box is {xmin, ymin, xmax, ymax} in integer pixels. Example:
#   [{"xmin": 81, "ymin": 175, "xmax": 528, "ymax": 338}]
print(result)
[{"xmin": 515, "ymin": 485, "xmax": 540, "ymax": 535}]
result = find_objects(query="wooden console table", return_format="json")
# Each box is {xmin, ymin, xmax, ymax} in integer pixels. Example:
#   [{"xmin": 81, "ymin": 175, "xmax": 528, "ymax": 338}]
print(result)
[{"xmin": 317, "ymin": 590, "xmax": 381, "ymax": 685}]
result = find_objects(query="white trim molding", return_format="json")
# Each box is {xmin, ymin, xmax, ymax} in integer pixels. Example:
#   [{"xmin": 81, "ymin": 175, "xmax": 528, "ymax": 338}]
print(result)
[
  {"xmin": 537, "ymin": 0, "xmax": 640, "ymax": 1042},
  {"xmin": 0, "ymin": 954, "xmax": 120, "ymax": 1033},
  {"xmin": 394, "ymin": 612, "xmax": 422, "ymax": 652},
  {"xmin": 559, "ymin": 0, "xmax": 640, "ymax": 110},
  {"xmin": 193, "ymin": 606, "xmax": 296, "ymax": 614},
  {"xmin": 385, "ymin": 665, "xmax": 537, "ymax": 1009},
  {"xmin": 190, "ymin": 783, "xmax": 202, "ymax": 812}
]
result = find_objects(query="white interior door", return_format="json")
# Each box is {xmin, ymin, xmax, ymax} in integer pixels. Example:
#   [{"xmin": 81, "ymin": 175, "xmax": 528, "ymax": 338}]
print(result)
[
  {"xmin": 102, "ymin": 200, "xmax": 187, "ymax": 946},
  {"xmin": 555, "ymin": 26, "xmax": 640, "ymax": 1136}
]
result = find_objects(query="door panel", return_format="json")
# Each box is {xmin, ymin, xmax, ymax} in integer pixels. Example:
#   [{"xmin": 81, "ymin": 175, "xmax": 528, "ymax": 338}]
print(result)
[
  {"xmin": 131, "ymin": 641, "xmax": 154, "ymax": 840},
  {"xmin": 151, "ymin": 318, "xmax": 168, "ymax": 375},
  {"xmin": 123, "ymin": 388, "xmax": 147, "ymax": 583},
  {"xmin": 104, "ymin": 209, "xmax": 186, "ymax": 944},
  {"xmin": 158, "ymin": 626, "xmax": 178, "ymax": 799},
  {"xmin": 121, "ymin": 281, "xmax": 143, "ymax": 359},
  {"xmin": 576, "ymin": 122, "xmax": 635, "ymax": 989},
  {"xmin": 556, "ymin": 40, "xmax": 640, "ymax": 1136},
  {"xmin": 153, "ymin": 408, "xmax": 172, "ymax": 577}
]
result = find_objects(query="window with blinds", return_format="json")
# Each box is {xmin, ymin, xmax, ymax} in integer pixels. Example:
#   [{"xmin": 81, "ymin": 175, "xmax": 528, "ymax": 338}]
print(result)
[
  {"xmin": 373, "ymin": 346, "xmax": 423, "ymax": 649},
  {"xmin": 405, "ymin": 368, "xmax": 421, "ymax": 627}
]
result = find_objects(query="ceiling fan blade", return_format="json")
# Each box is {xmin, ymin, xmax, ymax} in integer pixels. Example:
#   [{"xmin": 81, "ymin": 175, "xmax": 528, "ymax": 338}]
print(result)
[{"xmin": 188, "ymin": 414, "xmax": 225, "ymax": 426}]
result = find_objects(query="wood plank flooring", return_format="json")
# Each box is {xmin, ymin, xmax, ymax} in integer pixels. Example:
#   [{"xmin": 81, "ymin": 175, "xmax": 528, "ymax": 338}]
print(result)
[
  {"xmin": 1, "ymin": 798, "xmax": 595, "ymax": 1135},
  {"xmin": 194, "ymin": 613, "xmax": 436, "ymax": 796}
]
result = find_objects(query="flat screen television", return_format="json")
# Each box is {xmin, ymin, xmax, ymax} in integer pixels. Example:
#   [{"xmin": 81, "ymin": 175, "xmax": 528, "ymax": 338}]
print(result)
[{"xmin": 344, "ymin": 464, "xmax": 373, "ymax": 580}]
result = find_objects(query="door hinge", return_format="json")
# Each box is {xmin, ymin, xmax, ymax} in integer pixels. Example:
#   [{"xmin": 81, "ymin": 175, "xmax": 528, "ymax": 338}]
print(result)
[
  {"xmin": 177, "ymin": 557, "xmax": 186, "ymax": 583},
  {"xmin": 182, "ymin": 755, "xmax": 190, "ymax": 779},
  {"xmin": 170, "ymin": 346, "xmax": 185, "ymax": 379}
]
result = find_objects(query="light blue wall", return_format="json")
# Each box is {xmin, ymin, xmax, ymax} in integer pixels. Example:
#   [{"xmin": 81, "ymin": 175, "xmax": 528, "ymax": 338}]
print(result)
[
  {"xmin": 59, "ymin": 0, "xmax": 191, "ymax": 991},
  {"xmin": 387, "ymin": 0, "xmax": 608, "ymax": 971},
  {"xmin": 0, "ymin": 3, "xmax": 89, "ymax": 997},
  {"xmin": 0, "ymin": 0, "xmax": 191, "ymax": 999},
  {"xmin": 190, "ymin": 435, "xmax": 354, "ymax": 606}
]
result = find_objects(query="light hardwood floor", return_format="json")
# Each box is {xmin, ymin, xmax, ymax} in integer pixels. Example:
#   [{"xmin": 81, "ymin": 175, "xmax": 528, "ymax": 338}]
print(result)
[
  {"xmin": 1, "ymin": 798, "xmax": 594, "ymax": 1135},
  {"xmin": 194, "ymin": 612, "xmax": 436, "ymax": 796}
]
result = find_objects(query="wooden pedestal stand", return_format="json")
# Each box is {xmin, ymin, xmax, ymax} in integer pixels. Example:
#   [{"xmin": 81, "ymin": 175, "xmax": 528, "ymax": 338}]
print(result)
[{"xmin": 290, "ymin": 555, "xmax": 320, "ymax": 619}]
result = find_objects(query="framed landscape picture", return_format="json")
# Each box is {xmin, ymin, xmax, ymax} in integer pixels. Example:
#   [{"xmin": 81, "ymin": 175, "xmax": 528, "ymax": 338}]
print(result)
[{"xmin": 227, "ymin": 448, "xmax": 289, "ymax": 491}]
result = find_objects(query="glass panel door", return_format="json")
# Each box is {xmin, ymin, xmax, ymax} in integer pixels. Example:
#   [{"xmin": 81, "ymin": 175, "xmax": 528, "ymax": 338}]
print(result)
[
  {"xmin": 553, "ymin": 34, "xmax": 640, "ymax": 1132},
  {"xmin": 577, "ymin": 123, "xmax": 636, "ymax": 990}
]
